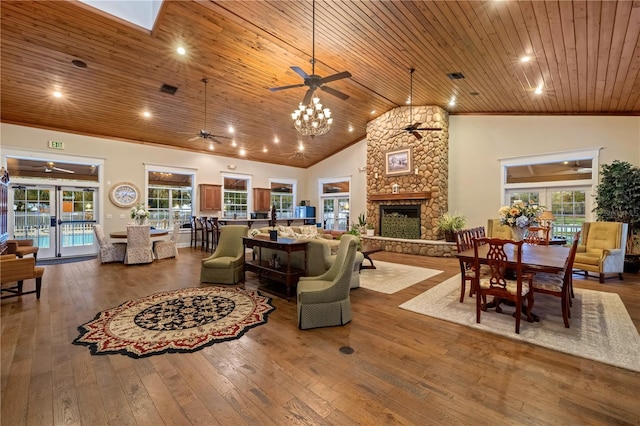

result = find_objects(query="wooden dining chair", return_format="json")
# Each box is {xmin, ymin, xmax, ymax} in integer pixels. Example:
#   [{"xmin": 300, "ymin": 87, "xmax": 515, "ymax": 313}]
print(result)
[
  {"xmin": 524, "ymin": 226, "xmax": 551, "ymax": 245},
  {"xmin": 530, "ymin": 231, "xmax": 580, "ymax": 328},
  {"xmin": 454, "ymin": 228, "xmax": 489, "ymax": 303},
  {"xmin": 472, "ymin": 237, "xmax": 534, "ymax": 334}
]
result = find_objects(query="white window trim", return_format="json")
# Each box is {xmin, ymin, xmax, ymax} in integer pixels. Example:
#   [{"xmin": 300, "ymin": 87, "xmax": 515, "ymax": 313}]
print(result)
[
  {"xmin": 221, "ymin": 172, "xmax": 253, "ymax": 215},
  {"xmin": 144, "ymin": 164, "xmax": 197, "ymax": 229},
  {"xmin": 317, "ymin": 176, "xmax": 351, "ymax": 204},
  {"xmin": 499, "ymin": 147, "xmax": 601, "ymax": 205}
]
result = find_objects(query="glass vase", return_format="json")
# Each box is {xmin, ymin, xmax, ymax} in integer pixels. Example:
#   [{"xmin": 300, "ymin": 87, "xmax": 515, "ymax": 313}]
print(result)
[{"xmin": 511, "ymin": 226, "xmax": 527, "ymax": 242}]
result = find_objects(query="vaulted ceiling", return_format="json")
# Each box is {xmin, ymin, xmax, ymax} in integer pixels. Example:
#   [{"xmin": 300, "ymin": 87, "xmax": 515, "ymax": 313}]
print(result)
[{"xmin": 2, "ymin": 1, "xmax": 639, "ymax": 168}]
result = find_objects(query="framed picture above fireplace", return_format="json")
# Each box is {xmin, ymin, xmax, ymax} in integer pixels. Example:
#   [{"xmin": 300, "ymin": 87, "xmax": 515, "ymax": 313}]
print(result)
[{"xmin": 384, "ymin": 147, "xmax": 413, "ymax": 176}]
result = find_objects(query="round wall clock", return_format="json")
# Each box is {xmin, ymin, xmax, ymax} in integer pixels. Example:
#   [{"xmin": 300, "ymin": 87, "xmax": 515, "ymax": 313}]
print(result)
[{"xmin": 109, "ymin": 182, "xmax": 140, "ymax": 208}]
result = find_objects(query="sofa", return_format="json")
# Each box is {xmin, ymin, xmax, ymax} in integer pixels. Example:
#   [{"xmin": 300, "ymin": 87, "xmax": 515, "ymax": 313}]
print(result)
[{"xmin": 250, "ymin": 225, "xmax": 364, "ymax": 288}]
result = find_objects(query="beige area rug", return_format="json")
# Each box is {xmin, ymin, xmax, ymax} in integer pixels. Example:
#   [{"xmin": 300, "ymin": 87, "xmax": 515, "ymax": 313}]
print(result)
[
  {"xmin": 399, "ymin": 275, "xmax": 640, "ymax": 372},
  {"xmin": 359, "ymin": 261, "xmax": 443, "ymax": 294}
]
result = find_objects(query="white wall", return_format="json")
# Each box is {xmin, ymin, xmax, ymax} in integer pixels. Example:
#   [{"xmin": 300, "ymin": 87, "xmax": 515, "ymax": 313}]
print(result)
[
  {"xmin": 1, "ymin": 123, "xmax": 306, "ymax": 236},
  {"xmin": 3, "ymin": 115, "xmax": 639, "ymax": 239},
  {"xmin": 448, "ymin": 115, "xmax": 640, "ymax": 228}
]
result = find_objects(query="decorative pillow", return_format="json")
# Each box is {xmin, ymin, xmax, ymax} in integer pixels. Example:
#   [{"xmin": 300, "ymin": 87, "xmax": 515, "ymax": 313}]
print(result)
[
  {"xmin": 299, "ymin": 225, "xmax": 319, "ymax": 238},
  {"xmin": 249, "ymin": 228, "xmax": 260, "ymax": 237},
  {"xmin": 278, "ymin": 226, "xmax": 296, "ymax": 238}
]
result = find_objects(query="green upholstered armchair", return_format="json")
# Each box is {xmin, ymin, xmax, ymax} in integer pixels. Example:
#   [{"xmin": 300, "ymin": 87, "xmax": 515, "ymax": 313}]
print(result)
[
  {"xmin": 296, "ymin": 234, "xmax": 358, "ymax": 330},
  {"xmin": 573, "ymin": 222, "xmax": 628, "ymax": 283},
  {"xmin": 200, "ymin": 225, "xmax": 248, "ymax": 284}
]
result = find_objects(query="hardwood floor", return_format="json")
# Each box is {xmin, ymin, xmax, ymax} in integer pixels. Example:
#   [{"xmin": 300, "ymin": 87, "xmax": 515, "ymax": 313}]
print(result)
[{"xmin": 2, "ymin": 249, "xmax": 639, "ymax": 425}]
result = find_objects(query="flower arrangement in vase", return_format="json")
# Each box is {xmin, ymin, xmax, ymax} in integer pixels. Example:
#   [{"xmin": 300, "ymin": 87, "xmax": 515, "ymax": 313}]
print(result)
[
  {"xmin": 498, "ymin": 200, "xmax": 544, "ymax": 241},
  {"xmin": 130, "ymin": 203, "xmax": 150, "ymax": 225}
]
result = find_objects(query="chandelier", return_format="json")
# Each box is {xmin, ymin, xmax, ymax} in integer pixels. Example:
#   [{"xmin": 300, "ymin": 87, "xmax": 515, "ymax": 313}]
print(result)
[{"xmin": 291, "ymin": 97, "xmax": 333, "ymax": 137}]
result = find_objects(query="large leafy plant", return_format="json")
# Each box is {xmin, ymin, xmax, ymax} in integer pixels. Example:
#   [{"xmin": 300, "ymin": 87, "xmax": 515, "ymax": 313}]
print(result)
[{"xmin": 593, "ymin": 160, "xmax": 640, "ymax": 254}]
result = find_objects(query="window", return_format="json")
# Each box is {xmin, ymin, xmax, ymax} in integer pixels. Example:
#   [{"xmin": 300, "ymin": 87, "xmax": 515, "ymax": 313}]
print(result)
[
  {"xmin": 223, "ymin": 175, "xmax": 250, "ymax": 219},
  {"xmin": 145, "ymin": 167, "xmax": 194, "ymax": 230},
  {"xmin": 270, "ymin": 180, "xmax": 295, "ymax": 219},
  {"xmin": 318, "ymin": 178, "xmax": 351, "ymax": 231},
  {"xmin": 501, "ymin": 148, "xmax": 599, "ymax": 244}
]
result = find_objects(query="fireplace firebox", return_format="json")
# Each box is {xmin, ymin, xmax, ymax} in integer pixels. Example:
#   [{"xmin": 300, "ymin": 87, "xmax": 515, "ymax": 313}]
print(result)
[{"xmin": 379, "ymin": 205, "xmax": 421, "ymax": 239}]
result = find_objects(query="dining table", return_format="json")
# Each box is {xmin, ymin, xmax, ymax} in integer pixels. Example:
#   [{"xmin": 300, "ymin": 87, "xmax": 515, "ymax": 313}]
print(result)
[
  {"xmin": 455, "ymin": 243, "xmax": 570, "ymax": 322},
  {"xmin": 456, "ymin": 243, "xmax": 569, "ymax": 273},
  {"xmin": 109, "ymin": 229, "xmax": 169, "ymax": 239}
]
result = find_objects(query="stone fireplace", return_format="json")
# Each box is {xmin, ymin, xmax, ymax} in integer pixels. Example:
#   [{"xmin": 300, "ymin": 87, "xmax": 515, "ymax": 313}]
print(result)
[{"xmin": 365, "ymin": 105, "xmax": 449, "ymax": 240}]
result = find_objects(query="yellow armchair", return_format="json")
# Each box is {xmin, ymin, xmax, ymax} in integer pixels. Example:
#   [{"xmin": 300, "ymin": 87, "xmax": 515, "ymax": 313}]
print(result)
[{"xmin": 573, "ymin": 222, "xmax": 628, "ymax": 283}]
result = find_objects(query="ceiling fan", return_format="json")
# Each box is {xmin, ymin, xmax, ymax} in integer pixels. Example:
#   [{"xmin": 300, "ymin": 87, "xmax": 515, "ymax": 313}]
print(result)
[
  {"xmin": 391, "ymin": 68, "xmax": 442, "ymax": 140},
  {"xmin": 269, "ymin": 0, "xmax": 352, "ymax": 106},
  {"xmin": 185, "ymin": 78, "xmax": 231, "ymax": 144},
  {"xmin": 41, "ymin": 161, "xmax": 75, "ymax": 174}
]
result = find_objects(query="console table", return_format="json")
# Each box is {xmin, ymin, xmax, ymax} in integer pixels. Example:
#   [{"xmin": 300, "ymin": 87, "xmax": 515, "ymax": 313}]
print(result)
[{"xmin": 242, "ymin": 236, "xmax": 309, "ymax": 300}]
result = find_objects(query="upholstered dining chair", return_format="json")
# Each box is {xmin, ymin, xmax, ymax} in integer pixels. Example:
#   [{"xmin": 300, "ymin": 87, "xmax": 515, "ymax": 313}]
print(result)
[
  {"xmin": 487, "ymin": 219, "xmax": 512, "ymax": 240},
  {"xmin": 1, "ymin": 254, "xmax": 44, "ymax": 299},
  {"xmin": 200, "ymin": 225, "xmax": 248, "ymax": 284},
  {"xmin": 154, "ymin": 223, "xmax": 180, "ymax": 260},
  {"xmin": 124, "ymin": 225, "xmax": 154, "ymax": 265},
  {"xmin": 7, "ymin": 239, "xmax": 39, "ymax": 260},
  {"xmin": 296, "ymin": 234, "xmax": 358, "ymax": 330},
  {"xmin": 530, "ymin": 232, "xmax": 580, "ymax": 328},
  {"xmin": 473, "ymin": 237, "xmax": 534, "ymax": 334},
  {"xmin": 573, "ymin": 221, "xmax": 628, "ymax": 283},
  {"xmin": 93, "ymin": 225, "xmax": 126, "ymax": 263},
  {"xmin": 524, "ymin": 226, "xmax": 551, "ymax": 245}
]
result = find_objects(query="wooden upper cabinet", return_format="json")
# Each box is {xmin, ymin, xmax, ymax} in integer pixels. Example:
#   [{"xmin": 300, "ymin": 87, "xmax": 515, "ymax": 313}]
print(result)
[
  {"xmin": 200, "ymin": 184, "xmax": 221, "ymax": 211},
  {"xmin": 253, "ymin": 188, "xmax": 271, "ymax": 212}
]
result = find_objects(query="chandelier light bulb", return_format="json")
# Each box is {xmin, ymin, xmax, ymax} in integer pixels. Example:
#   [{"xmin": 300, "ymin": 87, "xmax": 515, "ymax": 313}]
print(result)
[{"xmin": 291, "ymin": 96, "xmax": 333, "ymax": 137}]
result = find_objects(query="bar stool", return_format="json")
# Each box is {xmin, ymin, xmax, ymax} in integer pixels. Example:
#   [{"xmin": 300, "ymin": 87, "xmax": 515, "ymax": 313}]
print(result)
[
  {"xmin": 207, "ymin": 217, "xmax": 220, "ymax": 252},
  {"xmin": 198, "ymin": 217, "xmax": 208, "ymax": 251},
  {"xmin": 190, "ymin": 216, "xmax": 203, "ymax": 249}
]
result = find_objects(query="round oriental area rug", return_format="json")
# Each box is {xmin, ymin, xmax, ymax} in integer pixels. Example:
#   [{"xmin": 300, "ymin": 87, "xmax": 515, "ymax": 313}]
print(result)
[{"xmin": 73, "ymin": 287, "xmax": 275, "ymax": 358}]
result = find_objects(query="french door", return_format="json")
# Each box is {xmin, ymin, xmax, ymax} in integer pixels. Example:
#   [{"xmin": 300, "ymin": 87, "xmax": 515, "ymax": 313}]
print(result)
[
  {"xmin": 322, "ymin": 196, "xmax": 350, "ymax": 231},
  {"xmin": 11, "ymin": 185, "xmax": 98, "ymax": 259}
]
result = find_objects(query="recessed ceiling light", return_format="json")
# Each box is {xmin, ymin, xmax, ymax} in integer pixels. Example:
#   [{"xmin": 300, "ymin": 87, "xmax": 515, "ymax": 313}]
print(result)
[
  {"xmin": 448, "ymin": 98, "xmax": 456, "ymax": 106},
  {"xmin": 231, "ymin": 140, "xmax": 237, "ymax": 147},
  {"xmin": 176, "ymin": 46, "xmax": 186, "ymax": 55},
  {"xmin": 208, "ymin": 143, "xmax": 215, "ymax": 151},
  {"xmin": 298, "ymin": 143, "xmax": 304, "ymax": 151},
  {"xmin": 263, "ymin": 147, "xmax": 268, "ymax": 153},
  {"xmin": 520, "ymin": 55, "xmax": 531, "ymax": 63},
  {"xmin": 370, "ymin": 110, "xmax": 376, "ymax": 114},
  {"xmin": 534, "ymin": 84, "xmax": 543, "ymax": 94},
  {"xmin": 405, "ymin": 97, "xmax": 411, "ymax": 105},
  {"xmin": 228, "ymin": 126, "xmax": 235, "ymax": 133},
  {"xmin": 53, "ymin": 91, "xmax": 63, "ymax": 98},
  {"xmin": 142, "ymin": 111, "xmax": 151, "ymax": 118},
  {"xmin": 273, "ymin": 137, "xmax": 279, "ymax": 143},
  {"xmin": 239, "ymin": 149, "xmax": 246, "ymax": 156},
  {"xmin": 348, "ymin": 125, "xmax": 354, "ymax": 132}
]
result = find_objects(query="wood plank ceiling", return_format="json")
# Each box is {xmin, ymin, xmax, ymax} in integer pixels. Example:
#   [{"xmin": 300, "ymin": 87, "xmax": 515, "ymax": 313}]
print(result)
[{"xmin": 1, "ymin": 0, "xmax": 639, "ymax": 168}]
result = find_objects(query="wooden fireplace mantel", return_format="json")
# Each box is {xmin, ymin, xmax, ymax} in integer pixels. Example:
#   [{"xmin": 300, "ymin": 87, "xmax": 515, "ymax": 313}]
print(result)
[{"xmin": 368, "ymin": 192, "xmax": 431, "ymax": 201}]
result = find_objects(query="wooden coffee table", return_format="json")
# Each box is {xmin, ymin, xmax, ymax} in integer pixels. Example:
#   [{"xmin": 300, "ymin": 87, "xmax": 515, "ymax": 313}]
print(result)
[{"xmin": 360, "ymin": 244, "xmax": 382, "ymax": 270}]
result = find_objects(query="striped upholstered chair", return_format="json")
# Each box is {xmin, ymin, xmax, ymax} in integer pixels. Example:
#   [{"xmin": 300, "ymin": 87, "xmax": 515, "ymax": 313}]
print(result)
[{"xmin": 296, "ymin": 234, "xmax": 358, "ymax": 330}]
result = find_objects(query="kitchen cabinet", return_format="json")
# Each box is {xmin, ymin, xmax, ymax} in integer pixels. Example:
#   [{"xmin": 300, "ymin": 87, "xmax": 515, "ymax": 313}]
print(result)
[{"xmin": 200, "ymin": 184, "xmax": 221, "ymax": 211}]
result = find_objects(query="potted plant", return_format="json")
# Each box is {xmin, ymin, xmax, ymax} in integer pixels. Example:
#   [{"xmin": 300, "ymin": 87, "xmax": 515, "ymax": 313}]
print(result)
[
  {"xmin": 365, "ymin": 222, "xmax": 375, "ymax": 236},
  {"xmin": 357, "ymin": 213, "xmax": 367, "ymax": 233},
  {"xmin": 593, "ymin": 160, "xmax": 640, "ymax": 273},
  {"xmin": 436, "ymin": 212, "xmax": 466, "ymax": 242}
]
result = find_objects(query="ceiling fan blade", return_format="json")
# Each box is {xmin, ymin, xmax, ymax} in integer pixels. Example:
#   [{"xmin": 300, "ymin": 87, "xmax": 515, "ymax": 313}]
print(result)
[
  {"xmin": 204, "ymin": 135, "xmax": 223, "ymax": 144},
  {"xmin": 320, "ymin": 85, "xmax": 349, "ymax": 100},
  {"xmin": 290, "ymin": 66, "xmax": 310, "ymax": 79},
  {"xmin": 269, "ymin": 83, "xmax": 305, "ymax": 92},
  {"xmin": 206, "ymin": 134, "xmax": 231, "ymax": 139},
  {"xmin": 51, "ymin": 166, "xmax": 75, "ymax": 174},
  {"xmin": 302, "ymin": 88, "xmax": 315, "ymax": 106},
  {"xmin": 188, "ymin": 136, "xmax": 200, "ymax": 142},
  {"xmin": 415, "ymin": 127, "xmax": 443, "ymax": 131},
  {"xmin": 411, "ymin": 132, "xmax": 423, "ymax": 140},
  {"xmin": 320, "ymin": 71, "xmax": 352, "ymax": 84}
]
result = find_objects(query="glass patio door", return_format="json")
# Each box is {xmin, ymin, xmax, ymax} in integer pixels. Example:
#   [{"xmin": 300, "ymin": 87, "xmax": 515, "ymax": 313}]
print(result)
[
  {"xmin": 322, "ymin": 196, "xmax": 350, "ymax": 231},
  {"xmin": 11, "ymin": 185, "xmax": 98, "ymax": 259}
]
